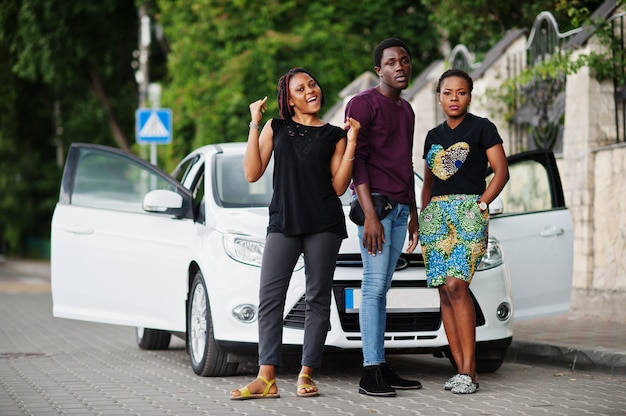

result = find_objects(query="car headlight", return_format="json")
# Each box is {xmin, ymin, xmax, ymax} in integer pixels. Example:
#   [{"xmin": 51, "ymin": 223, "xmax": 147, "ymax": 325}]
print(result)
[
  {"xmin": 222, "ymin": 233, "xmax": 304, "ymax": 270},
  {"xmin": 477, "ymin": 237, "xmax": 504, "ymax": 271}
]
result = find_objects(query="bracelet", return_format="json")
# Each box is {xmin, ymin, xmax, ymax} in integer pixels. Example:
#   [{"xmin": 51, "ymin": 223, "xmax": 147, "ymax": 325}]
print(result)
[
  {"xmin": 249, "ymin": 121, "xmax": 260, "ymax": 129},
  {"xmin": 343, "ymin": 156, "xmax": 355, "ymax": 161}
]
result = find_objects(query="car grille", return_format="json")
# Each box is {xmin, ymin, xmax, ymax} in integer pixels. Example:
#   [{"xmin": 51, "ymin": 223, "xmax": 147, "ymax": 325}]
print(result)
[
  {"xmin": 283, "ymin": 282, "xmax": 485, "ymax": 333},
  {"xmin": 283, "ymin": 295, "xmax": 312, "ymax": 329},
  {"xmin": 336, "ymin": 252, "xmax": 425, "ymax": 270}
]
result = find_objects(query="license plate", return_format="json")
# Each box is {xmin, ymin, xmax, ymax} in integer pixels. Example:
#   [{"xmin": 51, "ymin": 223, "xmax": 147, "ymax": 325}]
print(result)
[{"xmin": 344, "ymin": 288, "xmax": 440, "ymax": 313}]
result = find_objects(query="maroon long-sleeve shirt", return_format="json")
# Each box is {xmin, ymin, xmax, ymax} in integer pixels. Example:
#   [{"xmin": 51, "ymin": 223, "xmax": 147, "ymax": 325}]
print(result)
[{"xmin": 345, "ymin": 87, "xmax": 416, "ymax": 205}]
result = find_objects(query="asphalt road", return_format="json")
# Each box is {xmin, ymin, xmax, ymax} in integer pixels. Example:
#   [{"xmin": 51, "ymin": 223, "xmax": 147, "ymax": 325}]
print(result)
[{"xmin": 1, "ymin": 264, "xmax": 625, "ymax": 415}]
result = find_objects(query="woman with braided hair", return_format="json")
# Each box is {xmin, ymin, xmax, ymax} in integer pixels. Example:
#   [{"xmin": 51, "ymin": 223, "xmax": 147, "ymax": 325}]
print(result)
[{"xmin": 230, "ymin": 67, "xmax": 360, "ymax": 400}]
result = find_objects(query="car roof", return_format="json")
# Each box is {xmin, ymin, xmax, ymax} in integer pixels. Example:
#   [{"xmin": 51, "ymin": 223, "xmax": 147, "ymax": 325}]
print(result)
[
  {"xmin": 185, "ymin": 142, "xmax": 247, "ymax": 159},
  {"xmin": 200, "ymin": 142, "xmax": 247, "ymax": 152}
]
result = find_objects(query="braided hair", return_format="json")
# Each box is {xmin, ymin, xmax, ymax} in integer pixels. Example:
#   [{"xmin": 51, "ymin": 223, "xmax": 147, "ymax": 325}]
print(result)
[{"xmin": 277, "ymin": 67, "xmax": 325, "ymax": 120}]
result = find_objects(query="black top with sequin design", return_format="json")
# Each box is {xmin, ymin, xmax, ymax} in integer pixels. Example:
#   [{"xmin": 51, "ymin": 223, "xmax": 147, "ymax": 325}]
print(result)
[{"xmin": 267, "ymin": 118, "xmax": 348, "ymax": 238}]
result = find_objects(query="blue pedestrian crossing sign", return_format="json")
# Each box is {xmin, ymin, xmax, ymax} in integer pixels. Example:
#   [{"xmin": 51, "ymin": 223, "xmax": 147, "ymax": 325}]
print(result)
[{"xmin": 136, "ymin": 108, "xmax": 172, "ymax": 144}]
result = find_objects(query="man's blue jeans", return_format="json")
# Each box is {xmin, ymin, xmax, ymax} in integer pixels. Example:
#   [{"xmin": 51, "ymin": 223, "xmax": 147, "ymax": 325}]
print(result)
[{"xmin": 357, "ymin": 202, "xmax": 410, "ymax": 366}]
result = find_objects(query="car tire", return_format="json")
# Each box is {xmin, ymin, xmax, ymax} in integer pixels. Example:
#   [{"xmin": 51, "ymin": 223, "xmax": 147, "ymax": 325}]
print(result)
[
  {"xmin": 475, "ymin": 356, "xmax": 506, "ymax": 373},
  {"xmin": 476, "ymin": 345, "xmax": 508, "ymax": 373},
  {"xmin": 188, "ymin": 271, "xmax": 238, "ymax": 377},
  {"xmin": 445, "ymin": 347, "xmax": 507, "ymax": 373},
  {"xmin": 135, "ymin": 327, "xmax": 171, "ymax": 350}
]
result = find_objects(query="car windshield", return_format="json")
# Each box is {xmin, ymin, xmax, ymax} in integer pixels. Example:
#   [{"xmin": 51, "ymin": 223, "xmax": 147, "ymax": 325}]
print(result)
[
  {"xmin": 212, "ymin": 152, "xmax": 421, "ymax": 208},
  {"xmin": 214, "ymin": 153, "xmax": 274, "ymax": 207}
]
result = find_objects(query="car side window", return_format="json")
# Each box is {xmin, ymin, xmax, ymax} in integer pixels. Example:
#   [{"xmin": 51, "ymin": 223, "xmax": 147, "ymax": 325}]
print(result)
[
  {"xmin": 71, "ymin": 149, "xmax": 175, "ymax": 213},
  {"xmin": 172, "ymin": 155, "xmax": 200, "ymax": 184},
  {"xmin": 487, "ymin": 159, "xmax": 551, "ymax": 215}
]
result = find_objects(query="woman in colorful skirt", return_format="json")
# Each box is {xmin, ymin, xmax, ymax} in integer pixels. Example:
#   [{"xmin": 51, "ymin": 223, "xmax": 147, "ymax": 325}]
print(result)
[{"xmin": 419, "ymin": 69, "xmax": 509, "ymax": 394}]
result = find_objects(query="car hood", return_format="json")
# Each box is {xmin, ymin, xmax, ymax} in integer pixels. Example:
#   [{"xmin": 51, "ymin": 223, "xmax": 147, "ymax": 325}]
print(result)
[
  {"xmin": 212, "ymin": 207, "xmax": 269, "ymax": 238},
  {"xmin": 210, "ymin": 206, "xmax": 411, "ymax": 255}
]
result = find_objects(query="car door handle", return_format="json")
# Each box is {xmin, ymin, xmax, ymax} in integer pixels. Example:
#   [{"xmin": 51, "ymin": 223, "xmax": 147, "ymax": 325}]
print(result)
[
  {"xmin": 64, "ymin": 226, "xmax": 94, "ymax": 235},
  {"xmin": 539, "ymin": 226, "xmax": 564, "ymax": 237}
]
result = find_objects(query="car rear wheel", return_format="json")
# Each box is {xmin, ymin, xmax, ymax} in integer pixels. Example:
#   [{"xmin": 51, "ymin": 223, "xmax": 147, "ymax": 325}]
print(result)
[
  {"xmin": 135, "ymin": 327, "xmax": 171, "ymax": 350},
  {"xmin": 188, "ymin": 271, "xmax": 238, "ymax": 377}
]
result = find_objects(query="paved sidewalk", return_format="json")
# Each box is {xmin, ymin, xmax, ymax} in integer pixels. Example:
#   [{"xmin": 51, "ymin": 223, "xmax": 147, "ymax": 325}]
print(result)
[
  {"xmin": 510, "ymin": 312, "xmax": 626, "ymax": 376},
  {"xmin": 1, "ymin": 258, "xmax": 625, "ymax": 377},
  {"xmin": 0, "ymin": 257, "xmax": 51, "ymax": 293}
]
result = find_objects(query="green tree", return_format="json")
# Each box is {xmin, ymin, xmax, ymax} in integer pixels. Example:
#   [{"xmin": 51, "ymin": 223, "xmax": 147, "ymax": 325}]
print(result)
[
  {"xmin": 0, "ymin": 0, "xmax": 142, "ymax": 256},
  {"xmin": 0, "ymin": 0, "xmax": 610, "ymax": 257},
  {"xmin": 423, "ymin": 0, "xmax": 604, "ymax": 55},
  {"xmin": 155, "ymin": 0, "xmax": 441, "ymax": 168}
]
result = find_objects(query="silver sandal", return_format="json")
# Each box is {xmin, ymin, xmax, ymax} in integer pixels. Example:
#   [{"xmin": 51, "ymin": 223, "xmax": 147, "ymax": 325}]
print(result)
[
  {"xmin": 451, "ymin": 374, "xmax": 479, "ymax": 394},
  {"xmin": 443, "ymin": 374, "xmax": 462, "ymax": 390}
]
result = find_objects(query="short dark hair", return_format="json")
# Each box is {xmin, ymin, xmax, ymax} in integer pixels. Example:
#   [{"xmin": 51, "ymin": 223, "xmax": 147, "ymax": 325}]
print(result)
[
  {"xmin": 436, "ymin": 68, "xmax": 474, "ymax": 94},
  {"xmin": 276, "ymin": 67, "xmax": 325, "ymax": 120},
  {"xmin": 373, "ymin": 38, "xmax": 412, "ymax": 67}
]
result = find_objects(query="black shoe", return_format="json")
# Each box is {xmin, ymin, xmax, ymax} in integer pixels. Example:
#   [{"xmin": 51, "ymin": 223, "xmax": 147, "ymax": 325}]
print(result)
[
  {"xmin": 358, "ymin": 365, "xmax": 397, "ymax": 396},
  {"xmin": 380, "ymin": 362, "xmax": 422, "ymax": 390}
]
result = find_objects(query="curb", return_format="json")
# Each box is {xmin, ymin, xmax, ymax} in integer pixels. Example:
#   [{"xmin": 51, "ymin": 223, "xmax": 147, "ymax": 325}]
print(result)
[{"xmin": 507, "ymin": 340, "xmax": 626, "ymax": 377}]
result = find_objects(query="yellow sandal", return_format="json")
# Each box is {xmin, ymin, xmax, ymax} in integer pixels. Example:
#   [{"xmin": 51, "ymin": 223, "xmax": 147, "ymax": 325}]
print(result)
[
  {"xmin": 230, "ymin": 375, "xmax": 280, "ymax": 400},
  {"xmin": 297, "ymin": 373, "xmax": 320, "ymax": 397}
]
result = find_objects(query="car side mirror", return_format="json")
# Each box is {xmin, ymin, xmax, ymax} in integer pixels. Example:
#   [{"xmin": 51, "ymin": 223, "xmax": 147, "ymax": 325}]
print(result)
[
  {"xmin": 143, "ymin": 189, "xmax": 183, "ymax": 212},
  {"xmin": 489, "ymin": 196, "xmax": 504, "ymax": 216}
]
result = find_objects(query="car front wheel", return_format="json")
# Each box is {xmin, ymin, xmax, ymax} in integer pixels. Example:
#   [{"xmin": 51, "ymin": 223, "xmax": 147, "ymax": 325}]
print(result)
[
  {"xmin": 445, "ymin": 346, "xmax": 508, "ymax": 373},
  {"xmin": 188, "ymin": 271, "xmax": 238, "ymax": 377},
  {"xmin": 475, "ymin": 349, "xmax": 507, "ymax": 373}
]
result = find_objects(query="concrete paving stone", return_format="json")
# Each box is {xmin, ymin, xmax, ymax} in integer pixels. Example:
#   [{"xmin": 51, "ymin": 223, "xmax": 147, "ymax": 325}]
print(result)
[
  {"xmin": 0, "ymin": 406, "xmax": 22, "ymax": 413},
  {"xmin": 3, "ymin": 273, "xmax": 626, "ymax": 415}
]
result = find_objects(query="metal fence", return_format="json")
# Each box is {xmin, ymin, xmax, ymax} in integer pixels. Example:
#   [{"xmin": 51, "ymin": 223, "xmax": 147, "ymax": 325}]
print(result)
[
  {"xmin": 610, "ymin": 12, "xmax": 626, "ymax": 143},
  {"xmin": 448, "ymin": 8, "xmax": 626, "ymax": 150},
  {"xmin": 508, "ymin": 12, "xmax": 582, "ymax": 154}
]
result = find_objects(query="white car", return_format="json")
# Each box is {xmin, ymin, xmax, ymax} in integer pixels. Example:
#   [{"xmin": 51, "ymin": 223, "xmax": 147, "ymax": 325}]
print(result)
[{"xmin": 50, "ymin": 142, "xmax": 573, "ymax": 376}]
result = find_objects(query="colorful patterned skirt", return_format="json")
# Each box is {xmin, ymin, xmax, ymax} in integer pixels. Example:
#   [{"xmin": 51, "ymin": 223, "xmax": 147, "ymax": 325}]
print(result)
[{"xmin": 418, "ymin": 194, "xmax": 489, "ymax": 287}]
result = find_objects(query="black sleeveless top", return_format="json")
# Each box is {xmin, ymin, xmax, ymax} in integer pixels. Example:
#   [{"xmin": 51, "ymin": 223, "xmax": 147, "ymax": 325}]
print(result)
[{"xmin": 267, "ymin": 118, "xmax": 347, "ymax": 238}]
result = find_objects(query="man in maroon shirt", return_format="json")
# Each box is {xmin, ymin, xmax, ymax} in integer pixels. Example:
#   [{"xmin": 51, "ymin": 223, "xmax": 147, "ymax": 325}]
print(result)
[{"xmin": 345, "ymin": 38, "xmax": 421, "ymax": 397}]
